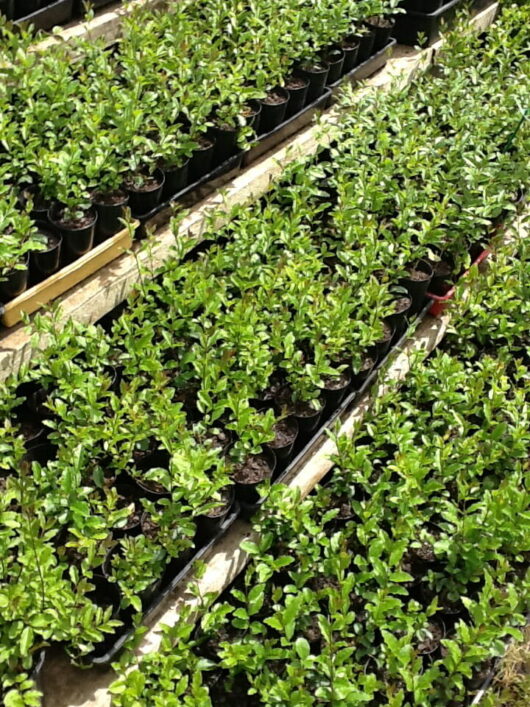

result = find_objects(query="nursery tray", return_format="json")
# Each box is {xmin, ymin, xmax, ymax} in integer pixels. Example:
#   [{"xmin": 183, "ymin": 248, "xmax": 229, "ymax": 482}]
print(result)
[
  {"xmin": 330, "ymin": 38, "xmax": 397, "ymax": 96},
  {"xmin": 0, "ymin": 225, "xmax": 135, "ymax": 328},
  {"xmin": 16, "ymin": 0, "xmax": 74, "ymax": 30},
  {"xmin": 138, "ymin": 152, "xmax": 244, "ymax": 235},
  {"xmin": 427, "ymin": 249, "xmax": 490, "ymax": 317},
  {"xmin": 393, "ymin": 0, "xmax": 464, "ymax": 46},
  {"xmin": 242, "ymin": 89, "xmax": 332, "ymax": 168},
  {"xmin": 238, "ymin": 299, "xmax": 433, "ymax": 520},
  {"xmin": 85, "ymin": 505, "xmax": 240, "ymax": 666}
]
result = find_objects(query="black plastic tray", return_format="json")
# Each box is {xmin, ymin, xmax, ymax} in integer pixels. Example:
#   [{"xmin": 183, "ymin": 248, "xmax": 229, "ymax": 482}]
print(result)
[
  {"xmin": 330, "ymin": 38, "xmax": 397, "ymax": 96},
  {"xmin": 137, "ymin": 151, "xmax": 244, "ymax": 236},
  {"xmin": 15, "ymin": 0, "xmax": 74, "ymax": 29},
  {"xmin": 238, "ymin": 298, "xmax": 432, "ymax": 519},
  {"xmin": 393, "ymin": 0, "xmax": 464, "ymax": 46},
  {"xmin": 85, "ymin": 505, "xmax": 241, "ymax": 666},
  {"xmin": 242, "ymin": 89, "xmax": 332, "ymax": 168}
]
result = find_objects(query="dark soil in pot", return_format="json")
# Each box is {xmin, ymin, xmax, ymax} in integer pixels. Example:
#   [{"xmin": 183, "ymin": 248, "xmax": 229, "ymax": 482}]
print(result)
[
  {"xmin": 19, "ymin": 418, "xmax": 47, "ymax": 449},
  {"xmin": 265, "ymin": 417, "xmax": 299, "ymax": 463},
  {"xmin": 285, "ymin": 75, "xmax": 309, "ymax": 117},
  {"xmin": 341, "ymin": 37, "xmax": 360, "ymax": 74},
  {"xmin": 232, "ymin": 451, "xmax": 275, "ymax": 504},
  {"xmin": 125, "ymin": 169, "xmax": 165, "ymax": 216},
  {"xmin": 429, "ymin": 259, "xmax": 454, "ymax": 295},
  {"xmin": 259, "ymin": 87, "xmax": 290, "ymax": 134},
  {"xmin": 295, "ymin": 61, "xmax": 330, "ymax": 103},
  {"xmin": 113, "ymin": 486, "xmax": 142, "ymax": 537},
  {"xmin": 189, "ymin": 135, "xmax": 216, "ymax": 181},
  {"xmin": 93, "ymin": 189, "xmax": 129, "ymax": 243},
  {"xmin": 323, "ymin": 47, "xmax": 345, "ymax": 84},
  {"xmin": 416, "ymin": 620, "xmax": 445, "ymax": 656},
  {"xmin": 365, "ymin": 15, "xmax": 396, "ymax": 52},
  {"xmin": 30, "ymin": 226, "xmax": 62, "ymax": 283},
  {"xmin": 0, "ymin": 255, "xmax": 29, "ymax": 302},
  {"xmin": 162, "ymin": 159, "xmax": 190, "ymax": 201}
]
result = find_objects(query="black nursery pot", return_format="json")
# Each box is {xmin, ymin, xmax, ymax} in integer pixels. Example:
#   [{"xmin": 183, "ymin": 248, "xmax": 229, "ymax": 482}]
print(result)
[
  {"xmin": 29, "ymin": 224, "xmax": 62, "ymax": 284},
  {"xmin": 385, "ymin": 296, "xmax": 412, "ymax": 340},
  {"xmin": 232, "ymin": 449, "xmax": 276, "ymax": 505},
  {"xmin": 196, "ymin": 486, "xmax": 235, "ymax": 541},
  {"xmin": 48, "ymin": 205, "xmax": 97, "ymax": 261},
  {"xmin": 372, "ymin": 321, "xmax": 395, "ymax": 363},
  {"xmin": 87, "ymin": 574, "xmax": 122, "ymax": 618},
  {"xmin": 22, "ymin": 443, "xmax": 57, "ymax": 467},
  {"xmin": 365, "ymin": 17, "xmax": 396, "ymax": 52},
  {"xmin": 125, "ymin": 169, "xmax": 165, "ymax": 217},
  {"xmin": 284, "ymin": 75, "xmax": 309, "ymax": 118},
  {"xmin": 259, "ymin": 87, "xmax": 290, "ymax": 134},
  {"xmin": 133, "ymin": 449, "xmax": 171, "ymax": 500},
  {"xmin": 320, "ymin": 370, "xmax": 353, "ymax": 411},
  {"xmin": 19, "ymin": 186, "xmax": 50, "ymax": 222},
  {"xmin": 93, "ymin": 190, "xmax": 130, "ymax": 244},
  {"xmin": 265, "ymin": 417, "xmax": 299, "ymax": 465},
  {"xmin": 292, "ymin": 398, "xmax": 324, "ymax": 437},
  {"xmin": 0, "ymin": 256, "xmax": 29, "ymax": 302},
  {"xmin": 401, "ymin": 0, "xmax": 442, "ymax": 12},
  {"xmin": 341, "ymin": 39, "xmax": 360, "ymax": 75},
  {"xmin": 162, "ymin": 159, "xmax": 190, "ymax": 201},
  {"xmin": 295, "ymin": 61, "xmax": 330, "ymax": 104},
  {"xmin": 211, "ymin": 123, "xmax": 239, "ymax": 165},
  {"xmin": 324, "ymin": 48, "xmax": 345, "ymax": 85},
  {"xmin": 399, "ymin": 260, "xmax": 434, "ymax": 315},
  {"xmin": 351, "ymin": 356, "xmax": 375, "ymax": 391},
  {"xmin": 189, "ymin": 136, "xmax": 217, "ymax": 182},
  {"xmin": 242, "ymin": 100, "xmax": 262, "ymax": 132},
  {"xmin": 351, "ymin": 28, "xmax": 376, "ymax": 64}
]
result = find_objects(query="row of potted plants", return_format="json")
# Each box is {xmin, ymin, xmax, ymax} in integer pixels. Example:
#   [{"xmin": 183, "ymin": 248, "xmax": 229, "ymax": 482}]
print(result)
[
  {"xmin": 0, "ymin": 0, "xmax": 400, "ymax": 298},
  {"xmin": 108, "ymin": 217, "xmax": 530, "ymax": 707},
  {"xmin": 0, "ymin": 4, "xmax": 528, "ymax": 702}
]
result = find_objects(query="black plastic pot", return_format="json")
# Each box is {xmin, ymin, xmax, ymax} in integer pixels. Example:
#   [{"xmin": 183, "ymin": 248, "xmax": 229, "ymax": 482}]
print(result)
[
  {"xmin": 295, "ymin": 61, "xmax": 330, "ymax": 104},
  {"xmin": 133, "ymin": 449, "xmax": 171, "ymax": 500},
  {"xmin": 29, "ymin": 224, "xmax": 62, "ymax": 284},
  {"xmin": 0, "ymin": 256, "xmax": 29, "ymax": 302},
  {"xmin": 351, "ymin": 357, "xmax": 376, "ymax": 391},
  {"xmin": 365, "ymin": 17, "xmax": 396, "ymax": 52},
  {"xmin": 87, "ymin": 574, "xmax": 122, "ymax": 617},
  {"xmin": 385, "ymin": 296, "xmax": 412, "ymax": 340},
  {"xmin": 284, "ymin": 76, "xmax": 309, "ymax": 118},
  {"xmin": 341, "ymin": 39, "xmax": 360, "ymax": 75},
  {"xmin": 399, "ymin": 260, "xmax": 434, "ymax": 314},
  {"xmin": 189, "ymin": 136, "xmax": 216, "ymax": 182},
  {"xmin": 113, "ymin": 484, "xmax": 142, "ymax": 538},
  {"xmin": 320, "ymin": 370, "xmax": 352, "ymax": 411},
  {"xmin": 324, "ymin": 48, "xmax": 345, "ymax": 85},
  {"xmin": 162, "ymin": 159, "xmax": 190, "ymax": 201},
  {"xmin": 75, "ymin": 0, "xmax": 113, "ymax": 13},
  {"xmin": 22, "ymin": 442, "xmax": 57, "ymax": 468},
  {"xmin": 102, "ymin": 544, "xmax": 162, "ymax": 607},
  {"xmin": 352, "ymin": 28, "xmax": 376, "ymax": 64},
  {"xmin": 232, "ymin": 449, "xmax": 276, "ymax": 505},
  {"xmin": 125, "ymin": 169, "xmax": 165, "ymax": 217},
  {"xmin": 242, "ymin": 100, "xmax": 262, "ymax": 132},
  {"xmin": 259, "ymin": 87, "xmax": 290, "ymax": 134},
  {"xmin": 48, "ymin": 205, "xmax": 97, "ymax": 261},
  {"xmin": 93, "ymin": 191, "xmax": 129, "ymax": 243},
  {"xmin": 19, "ymin": 186, "xmax": 50, "ymax": 222},
  {"xmin": 374, "ymin": 322, "xmax": 395, "ymax": 362},
  {"xmin": 196, "ymin": 486, "xmax": 235, "ymax": 541},
  {"xmin": 393, "ymin": 0, "xmax": 463, "ymax": 46},
  {"xmin": 211, "ymin": 123, "xmax": 239, "ymax": 165},
  {"xmin": 292, "ymin": 398, "xmax": 324, "ymax": 437},
  {"xmin": 265, "ymin": 417, "xmax": 299, "ymax": 465}
]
